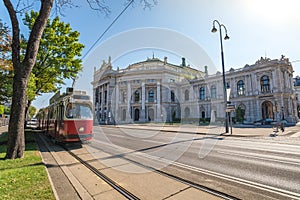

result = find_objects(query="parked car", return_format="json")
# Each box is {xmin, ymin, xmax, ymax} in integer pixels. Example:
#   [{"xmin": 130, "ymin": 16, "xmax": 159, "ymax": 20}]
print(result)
[{"xmin": 26, "ymin": 118, "xmax": 38, "ymax": 129}]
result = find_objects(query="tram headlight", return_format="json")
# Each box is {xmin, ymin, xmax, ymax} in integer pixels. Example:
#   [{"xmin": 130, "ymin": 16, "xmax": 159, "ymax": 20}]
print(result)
[{"xmin": 79, "ymin": 127, "xmax": 84, "ymax": 132}]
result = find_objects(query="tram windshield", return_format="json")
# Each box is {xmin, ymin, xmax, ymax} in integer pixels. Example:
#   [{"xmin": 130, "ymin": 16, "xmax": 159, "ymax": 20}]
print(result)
[{"xmin": 65, "ymin": 103, "xmax": 93, "ymax": 119}]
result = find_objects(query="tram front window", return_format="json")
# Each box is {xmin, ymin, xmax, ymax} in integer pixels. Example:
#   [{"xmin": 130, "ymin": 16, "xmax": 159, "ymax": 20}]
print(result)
[{"xmin": 65, "ymin": 103, "xmax": 92, "ymax": 119}]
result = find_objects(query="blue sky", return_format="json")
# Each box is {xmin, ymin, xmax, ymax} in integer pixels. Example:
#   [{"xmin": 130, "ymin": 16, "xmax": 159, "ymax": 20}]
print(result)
[{"xmin": 1, "ymin": 0, "xmax": 300, "ymax": 109}]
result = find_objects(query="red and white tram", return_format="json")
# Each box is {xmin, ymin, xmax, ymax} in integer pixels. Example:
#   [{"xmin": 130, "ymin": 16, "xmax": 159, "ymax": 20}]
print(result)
[{"xmin": 37, "ymin": 88, "xmax": 93, "ymax": 142}]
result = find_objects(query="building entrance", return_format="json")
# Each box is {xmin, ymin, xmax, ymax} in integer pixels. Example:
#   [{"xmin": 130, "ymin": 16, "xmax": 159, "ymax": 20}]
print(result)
[
  {"xmin": 134, "ymin": 108, "xmax": 140, "ymax": 121},
  {"xmin": 262, "ymin": 101, "xmax": 274, "ymax": 119}
]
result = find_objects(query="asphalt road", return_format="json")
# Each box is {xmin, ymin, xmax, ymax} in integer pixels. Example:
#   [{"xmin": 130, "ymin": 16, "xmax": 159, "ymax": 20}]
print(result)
[{"xmin": 88, "ymin": 126, "xmax": 300, "ymax": 200}]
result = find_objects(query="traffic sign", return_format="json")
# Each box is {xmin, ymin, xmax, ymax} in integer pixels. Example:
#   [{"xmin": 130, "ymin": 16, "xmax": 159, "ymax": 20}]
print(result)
[{"xmin": 226, "ymin": 105, "xmax": 235, "ymax": 112}]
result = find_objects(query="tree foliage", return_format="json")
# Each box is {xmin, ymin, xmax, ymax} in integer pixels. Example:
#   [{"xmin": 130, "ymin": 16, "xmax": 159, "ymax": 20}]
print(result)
[
  {"xmin": 0, "ymin": 19, "xmax": 13, "ymax": 104},
  {"xmin": 0, "ymin": 105, "xmax": 4, "ymax": 115},
  {"xmin": 235, "ymin": 107, "xmax": 245, "ymax": 123},
  {"xmin": 3, "ymin": 0, "xmax": 156, "ymax": 159},
  {"xmin": 4, "ymin": 106, "xmax": 10, "ymax": 115},
  {"xmin": 23, "ymin": 11, "xmax": 84, "ymax": 103},
  {"xmin": 28, "ymin": 105, "xmax": 37, "ymax": 119}
]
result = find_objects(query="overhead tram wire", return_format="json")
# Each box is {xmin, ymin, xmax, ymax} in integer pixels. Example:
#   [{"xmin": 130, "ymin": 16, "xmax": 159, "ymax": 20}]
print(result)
[{"xmin": 81, "ymin": 0, "xmax": 134, "ymax": 60}]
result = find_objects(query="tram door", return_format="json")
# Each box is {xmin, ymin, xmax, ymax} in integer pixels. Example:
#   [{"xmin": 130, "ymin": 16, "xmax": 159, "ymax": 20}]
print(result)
[{"xmin": 58, "ymin": 102, "xmax": 64, "ymax": 135}]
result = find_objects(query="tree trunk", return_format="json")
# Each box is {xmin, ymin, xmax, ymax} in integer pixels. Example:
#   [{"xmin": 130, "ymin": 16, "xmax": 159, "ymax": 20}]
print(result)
[
  {"xmin": 4, "ymin": 0, "xmax": 54, "ymax": 159},
  {"xmin": 5, "ymin": 70, "xmax": 28, "ymax": 159}
]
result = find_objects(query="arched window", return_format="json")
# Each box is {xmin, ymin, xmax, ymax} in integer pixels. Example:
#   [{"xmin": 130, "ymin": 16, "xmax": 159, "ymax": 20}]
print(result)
[
  {"xmin": 199, "ymin": 87, "xmax": 205, "ymax": 100},
  {"xmin": 171, "ymin": 90, "xmax": 175, "ymax": 102},
  {"xmin": 261, "ymin": 75, "xmax": 270, "ymax": 93},
  {"xmin": 134, "ymin": 90, "xmax": 140, "ymax": 102},
  {"xmin": 185, "ymin": 89, "xmax": 189, "ymax": 101},
  {"xmin": 237, "ymin": 80, "xmax": 245, "ymax": 96},
  {"xmin": 148, "ymin": 90, "xmax": 154, "ymax": 102},
  {"xmin": 211, "ymin": 85, "xmax": 217, "ymax": 99}
]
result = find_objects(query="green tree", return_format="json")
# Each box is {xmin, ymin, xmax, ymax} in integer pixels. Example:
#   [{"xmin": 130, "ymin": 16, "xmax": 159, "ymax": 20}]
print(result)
[
  {"xmin": 4, "ymin": 106, "xmax": 10, "ymax": 115},
  {"xmin": 0, "ymin": 19, "xmax": 13, "ymax": 104},
  {"xmin": 3, "ymin": 0, "xmax": 156, "ymax": 159},
  {"xmin": 235, "ymin": 107, "xmax": 245, "ymax": 123},
  {"xmin": 0, "ymin": 105, "xmax": 4, "ymax": 115},
  {"xmin": 23, "ymin": 11, "xmax": 84, "ymax": 116},
  {"xmin": 27, "ymin": 105, "xmax": 37, "ymax": 119}
]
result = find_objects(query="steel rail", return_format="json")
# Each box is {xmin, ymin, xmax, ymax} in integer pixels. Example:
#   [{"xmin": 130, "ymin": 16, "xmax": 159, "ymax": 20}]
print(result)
[
  {"xmin": 88, "ymin": 140, "xmax": 238, "ymax": 200},
  {"xmin": 63, "ymin": 146, "xmax": 140, "ymax": 200}
]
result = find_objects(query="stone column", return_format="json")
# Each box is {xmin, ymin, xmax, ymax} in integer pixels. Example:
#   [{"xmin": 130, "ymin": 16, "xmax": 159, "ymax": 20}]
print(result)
[
  {"xmin": 249, "ymin": 100, "xmax": 255, "ymax": 122},
  {"xmin": 141, "ymin": 81, "xmax": 146, "ymax": 122},
  {"xmin": 253, "ymin": 73, "xmax": 258, "ymax": 94},
  {"xmin": 234, "ymin": 77, "xmax": 238, "ymax": 97},
  {"xmin": 126, "ymin": 82, "xmax": 131, "ymax": 121},
  {"xmin": 156, "ymin": 81, "xmax": 161, "ymax": 122},
  {"xmin": 286, "ymin": 72, "xmax": 290, "ymax": 89},
  {"xmin": 282, "ymin": 70, "xmax": 287, "ymax": 91},
  {"xmin": 218, "ymin": 80, "xmax": 223, "ymax": 99},
  {"xmin": 249, "ymin": 74, "xmax": 253, "ymax": 95},
  {"xmin": 271, "ymin": 70, "xmax": 276, "ymax": 92},
  {"xmin": 106, "ymin": 83, "xmax": 109, "ymax": 108},
  {"xmin": 256, "ymin": 99, "xmax": 260, "ymax": 120},
  {"xmin": 245, "ymin": 75, "xmax": 249, "ymax": 95},
  {"xmin": 101, "ymin": 86, "xmax": 104, "ymax": 121},
  {"xmin": 115, "ymin": 82, "xmax": 119, "ymax": 123},
  {"xmin": 106, "ymin": 83, "xmax": 110, "ymax": 124},
  {"xmin": 288, "ymin": 73, "xmax": 293, "ymax": 90}
]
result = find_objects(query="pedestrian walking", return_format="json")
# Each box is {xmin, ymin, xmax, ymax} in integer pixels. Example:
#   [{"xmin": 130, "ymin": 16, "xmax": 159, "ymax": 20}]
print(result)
[{"xmin": 280, "ymin": 122, "xmax": 285, "ymax": 133}]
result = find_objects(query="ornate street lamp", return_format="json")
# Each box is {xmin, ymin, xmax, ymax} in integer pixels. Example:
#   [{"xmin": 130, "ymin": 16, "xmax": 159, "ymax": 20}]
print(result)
[{"xmin": 211, "ymin": 20, "xmax": 230, "ymax": 133}]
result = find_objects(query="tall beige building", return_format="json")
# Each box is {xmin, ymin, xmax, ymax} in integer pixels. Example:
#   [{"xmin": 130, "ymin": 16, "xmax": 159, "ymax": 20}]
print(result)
[
  {"xmin": 92, "ymin": 55, "xmax": 299, "ymax": 125},
  {"xmin": 294, "ymin": 76, "xmax": 300, "ymax": 118}
]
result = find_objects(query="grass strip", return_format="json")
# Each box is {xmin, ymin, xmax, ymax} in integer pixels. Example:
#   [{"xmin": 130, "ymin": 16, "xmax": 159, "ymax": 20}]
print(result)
[{"xmin": 0, "ymin": 131, "xmax": 55, "ymax": 200}]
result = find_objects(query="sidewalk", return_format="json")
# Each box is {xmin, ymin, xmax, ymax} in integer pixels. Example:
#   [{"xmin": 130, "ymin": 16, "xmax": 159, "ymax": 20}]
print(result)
[
  {"xmin": 36, "ymin": 134, "xmax": 222, "ymax": 200},
  {"xmin": 114, "ymin": 122, "xmax": 300, "ymax": 137}
]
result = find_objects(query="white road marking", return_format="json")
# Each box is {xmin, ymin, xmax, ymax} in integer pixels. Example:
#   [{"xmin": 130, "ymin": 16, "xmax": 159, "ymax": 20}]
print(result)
[{"xmin": 290, "ymin": 132, "xmax": 300, "ymax": 138}]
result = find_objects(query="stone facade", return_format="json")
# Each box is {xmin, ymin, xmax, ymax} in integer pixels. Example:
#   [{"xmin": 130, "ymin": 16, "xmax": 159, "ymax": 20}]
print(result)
[
  {"xmin": 92, "ymin": 56, "xmax": 299, "ymax": 125},
  {"xmin": 294, "ymin": 76, "xmax": 300, "ymax": 118}
]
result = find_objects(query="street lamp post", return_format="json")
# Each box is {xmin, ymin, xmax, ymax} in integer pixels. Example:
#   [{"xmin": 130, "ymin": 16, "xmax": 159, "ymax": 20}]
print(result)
[{"xmin": 211, "ymin": 20, "xmax": 230, "ymax": 133}]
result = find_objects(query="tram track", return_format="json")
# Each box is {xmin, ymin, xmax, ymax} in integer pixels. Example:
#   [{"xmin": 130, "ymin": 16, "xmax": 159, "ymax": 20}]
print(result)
[
  {"xmin": 88, "ymin": 138, "xmax": 300, "ymax": 200},
  {"xmin": 65, "ymin": 149, "xmax": 140, "ymax": 200},
  {"xmin": 83, "ymin": 141, "xmax": 238, "ymax": 200},
  {"xmin": 41, "ymin": 131, "xmax": 293, "ymax": 200},
  {"xmin": 41, "ymin": 132, "xmax": 232, "ymax": 199},
  {"xmin": 68, "ymin": 148, "xmax": 237, "ymax": 200},
  {"xmin": 37, "ymin": 133, "xmax": 137, "ymax": 200}
]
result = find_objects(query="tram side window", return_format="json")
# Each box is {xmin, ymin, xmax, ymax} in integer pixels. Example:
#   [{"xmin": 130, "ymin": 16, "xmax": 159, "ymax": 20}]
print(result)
[{"xmin": 66, "ymin": 103, "xmax": 75, "ymax": 118}]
